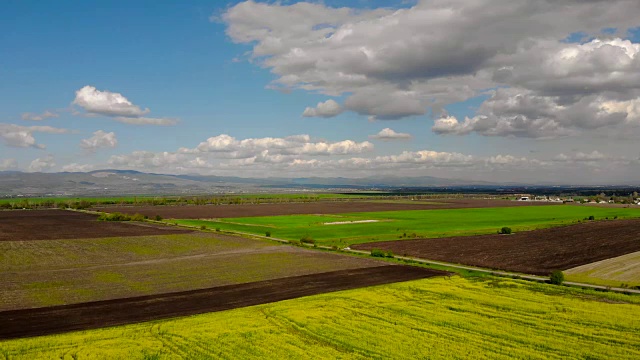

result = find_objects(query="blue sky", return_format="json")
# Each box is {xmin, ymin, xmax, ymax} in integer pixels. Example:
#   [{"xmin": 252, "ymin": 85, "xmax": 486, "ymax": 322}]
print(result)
[{"xmin": 1, "ymin": 1, "xmax": 640, "ymax": 183}]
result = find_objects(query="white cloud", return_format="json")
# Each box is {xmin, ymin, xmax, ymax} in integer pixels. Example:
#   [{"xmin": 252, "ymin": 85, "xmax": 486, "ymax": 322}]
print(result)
[
  {"xmin": 369, "ymin": 128, "xmax": 412, "ymax": 141},
  {"xmin": 184, "ymin": 134, "xmax": 373, "ymax": 158},
  {"xmin": 73, "ymin": 86, "xmax": 150, "ymax": 117},
  {"xmin": 72, "ymin": 85, "xmax": 177, "ymax": 126},
  {"xmin": 28, "ymin": 155, "xmax": 55, "ymax": 172},
  {"xmin": 302, "ymin": 99, "xmax": 343, "ymax": 118},
  {"xmin": 21, "ymin": 110, "xmax": 59, "ymax": 121},
  {"xmin": 223, "ymin": 1, "xmax": 640, "ymax": 136},
  {"xmin": 553, "ymin": 151, "xmax": 607, "ymax": 163},
  {"xmin": 61, "ymin": 163, "xmax": 96, "ymax": 172},
  {"xmin": 0, "ymin": 159, "xmax": 18, "ymax": 170},
  {"xmin": 0, "ymin": 123, "xmax": 70, "ymax": 149},
  {"xmin": 80, "ymin": 130, "xmax": 118, "ymax": 152}
]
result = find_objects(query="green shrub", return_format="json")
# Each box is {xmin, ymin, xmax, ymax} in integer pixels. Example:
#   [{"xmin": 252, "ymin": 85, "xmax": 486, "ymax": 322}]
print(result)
[
  {"xmin": 215, "ymin": 227, "xmax": 221, "ymax": 232},
  {"xmin": 98, "ymin": 212, "xmax": 131, "ymax": 221},
  {"xmin": 300, "ymin": 234, "xmax": 315, "ymax": 244},
  {"xmin": 588, "ymin": 215, "xmax": 595, "ymax": 221},
  {"xmin": 154, "ymin": 215, "xmax": 163, "ymax": 221},
  {"xmin": 265, "ymin": 231, "xmax": 271, "ymax": 237},
  {"xmin": 499, "ymin": 227, "xmax": 512, "ymax": 234},
  {"xmin": 130, "ymin": 213, "xmax": 146, "ymax": 221},
  {"xmin": 550, "ymin": 270, "xmax": 564, "ymax": 285},
  {"xmin": 200, "ymin": 225, "xmax": 207, "ymax": 230},
  {"xmin": 371, "ymin": 249, "xmax": 394, "ymax": 258}
]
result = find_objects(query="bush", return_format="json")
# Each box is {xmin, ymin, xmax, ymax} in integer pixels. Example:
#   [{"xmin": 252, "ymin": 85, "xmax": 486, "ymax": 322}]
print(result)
[
  {"xmin": 588, "ymin": 215, "xmax": 595, "ymax": 221},
  {"xmin": 265, "ymin": 231, "xmax": 271, "ymax": 237},
  {"xmin": 97, "ymin": 212, "xmax": 130, "ymax": 221},
  {"xmin": 200, "ymin": 225, "xmax": 206, "ymax": 230},
  {"xmin": 300, "ymin": 234, "xmax": 315, "ymax": 244},
  {"xmin": 215, "ymin": 227, "xmax": 221, "ymax": 232},
  {"xmin": 130, "ymin": 213, "xmax": 146, "ymax": 222},
  {"xmin": 499, "ymin": 227, "xmax": 512, "ymax": 234},
  {"xmin": 154, "ymin": 215, "xmax": 163, "ymax": 221},
  {"xmin": 371, "ymin": 249, "xmax": 394, "ymax": 258},
  {"xmin": 550, "ymin": 270, "xmax": 564, "ymax": 285}
]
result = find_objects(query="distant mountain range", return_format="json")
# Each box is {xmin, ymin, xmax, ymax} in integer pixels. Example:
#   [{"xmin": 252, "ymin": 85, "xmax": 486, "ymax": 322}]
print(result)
[{"xmin": 0, "ymin": 170, "xmax": 496, "ymax": 197}]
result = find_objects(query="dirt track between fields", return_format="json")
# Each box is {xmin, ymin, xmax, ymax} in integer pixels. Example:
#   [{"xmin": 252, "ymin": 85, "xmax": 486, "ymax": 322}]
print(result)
[
  {"xmin": 0, "ymin": 210, "xmax": 190, "ymax": 241},
  {"xmin": 353, "ymin": 219, "xmax": 640, "ymax": 276},
  {"xmin": 0, "ymin": 265, "xmax": 446, "ymax": 340},
  {"xmin": 93, "ymin": 199, "xmax": 560, "ymax": 219}
]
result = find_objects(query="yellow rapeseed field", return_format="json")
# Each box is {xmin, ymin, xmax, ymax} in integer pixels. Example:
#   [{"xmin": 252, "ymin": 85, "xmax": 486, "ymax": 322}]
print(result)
[{"xmin": 1, "ymin": 276, "xmax": 639, "ymax": 359}]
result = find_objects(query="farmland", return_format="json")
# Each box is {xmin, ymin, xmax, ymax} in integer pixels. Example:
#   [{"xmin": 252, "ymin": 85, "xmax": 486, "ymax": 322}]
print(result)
[
  {"xmin": 172, "ymin": 205, "xmax": 640, "ymax": 247},
  {"xmin": 354, "ymin": 218, "xmax": 640, "ymax": 275},
  {"xmin": 0, "ymin": 210, "xmax": 189, "ymax": 241},
  {"xmin": 565, "ymin": 251, "xmax": 640, "ymax": 288},
  {"xmin": 0, "ymin": 265, "xmax": 442, "ymax": 339},
  {"xmin": 1, "ymin": 276, "xmax": 639, "ymax": 359},
  {"xmin": 0, "ymin": 231, "xmax": 387, "ymax": 310},
  {"xmin": 94, "ymin": 198, "xmax": 561, "ymax": 219}
]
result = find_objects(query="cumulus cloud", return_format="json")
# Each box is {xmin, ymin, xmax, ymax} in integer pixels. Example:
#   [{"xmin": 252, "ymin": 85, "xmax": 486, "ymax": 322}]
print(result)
[
  {"xmin": 61, "ymin": 163, "xmax": 96, "ymax": 172},
  {"xmin": 28, "ymin": 155, "xmax": 55, "ymax": 172},
  {"xmin": 182, "ymin": 134, "xmax": 373, "ymax": 158},
  {"xmin": 302, "ymin": 99, "xmax": 343, "ymax": 118},
  {"xmin": 369, "ymin": 128, "xmax": 412, "ymax": 141},
  {"xmin": 0, "ymin": 123, "xmax": 70, "ymax": 149},
  {"xmin": 0, "ymin": 159, "xmax": 18, "ymax": 171},
  {"xmin": 223, "ymin": 1, "xmax": 640, "ymax": 136},
  {"xmin": 73, "ymin": 86, "xmax": 177, "ymax": 126},
  {"xmin": 21, "ymin": 110, "xmax": 59, "ymax": 121},
  {"xmin": 80, "ymin": 130, "xmax": 118, "ymax": 152},
  {"xmin": 73, "ymin": 86, "xmax": 149, "ymax": 117},
  {"xmin": 553, "ymin": 151, "xmax": 607, "ymax": 163},
  {"xmin": 431, "ymin": 86, "xmax": 640, "ymax": 138}
]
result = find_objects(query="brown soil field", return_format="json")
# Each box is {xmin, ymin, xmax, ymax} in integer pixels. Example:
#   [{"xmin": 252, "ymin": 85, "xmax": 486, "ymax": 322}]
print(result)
[
  {"xmin": 94, "ymin": 199, "xmax": 560, "ymax": 219},
  {"xmin": 353, "ymin": 219, "xmax": 640, "ymax": 276},
  {"xmin": 0, "ymin": 265, "xmax": 446, "ymax": 340},
  {"xmin": 0, "ymin": 210, "xmax": 190, "ymax": 241}
]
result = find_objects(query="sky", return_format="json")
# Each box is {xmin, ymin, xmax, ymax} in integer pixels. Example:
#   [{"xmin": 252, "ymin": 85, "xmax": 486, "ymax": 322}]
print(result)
[{"xmin": 1, "ymin": 0, "xmax": 640, "ymax": 184}]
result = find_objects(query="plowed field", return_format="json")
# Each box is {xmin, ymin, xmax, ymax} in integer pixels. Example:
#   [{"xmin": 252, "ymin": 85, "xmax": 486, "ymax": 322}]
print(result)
[
  {"xmin": 353, "ymin": 219, "xmax": 640, "ymax": 275},
  {"xmin": 0, "ymin": 210, "xmax": 190, "ymax": 241}
]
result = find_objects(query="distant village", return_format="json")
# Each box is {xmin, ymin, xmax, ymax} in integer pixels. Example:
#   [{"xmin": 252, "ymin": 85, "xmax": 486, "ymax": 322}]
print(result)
[{"xmin": 516, "ymin": 193, "xmax": 640, "ymax": 205}]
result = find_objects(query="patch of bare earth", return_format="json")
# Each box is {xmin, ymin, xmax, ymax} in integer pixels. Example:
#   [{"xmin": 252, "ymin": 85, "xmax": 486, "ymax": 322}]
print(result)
[
  {"xmin": 353, "ymin": 219, "xmax": 640, "ymax": 276},
  {"xmin": 0, "ymin": 210, "xmax": 190, "ymax": 241}
]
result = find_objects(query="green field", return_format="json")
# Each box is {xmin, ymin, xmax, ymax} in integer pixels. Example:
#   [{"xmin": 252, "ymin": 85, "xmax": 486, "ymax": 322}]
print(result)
[
  {"xmin": 2, "ymin": 276, "xmax": 639, "ymax": 359},
  {"xmin": 0, "ymin": 233, "xmax": 377, "ymax": 310},
  {"xmin": 565, "ymin": 251, "xmax": 640, "ymax": 288},
  {"xmin": 174, "ymin": 205, "xmax": 640, "ymax": 247}
]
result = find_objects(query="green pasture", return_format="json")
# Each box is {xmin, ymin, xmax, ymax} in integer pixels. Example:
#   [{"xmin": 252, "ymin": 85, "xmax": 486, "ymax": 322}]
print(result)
[
  {"xmin": 174, "ymin": 205, "xmax": 640, "ymax": 247},
  {"xmin": 2, "ymin": 276, "xmax": 639, "ymax": 359}
]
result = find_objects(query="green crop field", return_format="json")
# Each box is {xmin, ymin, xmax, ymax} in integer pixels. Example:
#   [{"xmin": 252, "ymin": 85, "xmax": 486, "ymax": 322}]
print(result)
[
  {"xmin": 174, "ymin": 205, "xmax": 640, "ymax": 247},
  {"xmin": 565, "ymin": 251, "xmax": 640, "ymax": 288},
  {"xmin": 2, "ymin": 276, "xmax": 639, "ymax": 359},
  {"xmin": 0, "ymin": 233, "xmax": 377, "ymax": 310}
]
